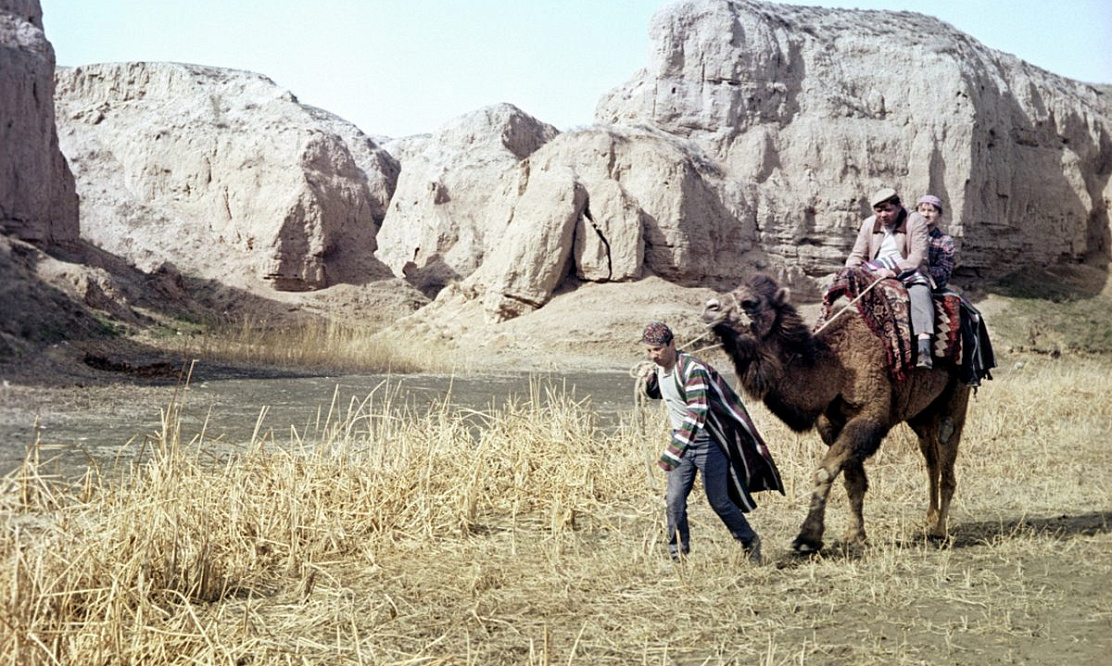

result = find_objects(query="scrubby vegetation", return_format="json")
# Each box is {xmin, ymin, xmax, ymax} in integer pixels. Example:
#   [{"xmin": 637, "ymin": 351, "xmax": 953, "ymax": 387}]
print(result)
[
  {"xmin": 2, "ymin": 356, "xmax": 1109, "ymax": 664},
  {"xmin": 983, "ymin": 265, "xmax": 1112, "ymax": 354},
  {"xmin": 156, "ymin": 316, "xmax": 454, "ymax": 375}
]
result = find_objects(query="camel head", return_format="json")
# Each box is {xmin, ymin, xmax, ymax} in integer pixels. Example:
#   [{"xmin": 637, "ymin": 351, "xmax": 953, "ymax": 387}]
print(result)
[{"xmin": 702, "ymin": 274, "xmax": 792, "ymax": 340}]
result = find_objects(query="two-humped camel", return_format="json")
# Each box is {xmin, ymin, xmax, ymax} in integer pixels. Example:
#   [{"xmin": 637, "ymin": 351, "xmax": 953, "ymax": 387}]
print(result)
[{"xmin": 702, "ymin": 273, "xmax": 970, "ymax": 553}]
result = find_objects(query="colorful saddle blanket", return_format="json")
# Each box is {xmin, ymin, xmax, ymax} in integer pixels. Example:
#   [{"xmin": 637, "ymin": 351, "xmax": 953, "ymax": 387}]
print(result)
[{"xmin": 816, "ymin": 267, "xmax": 962, "ymax": 381}]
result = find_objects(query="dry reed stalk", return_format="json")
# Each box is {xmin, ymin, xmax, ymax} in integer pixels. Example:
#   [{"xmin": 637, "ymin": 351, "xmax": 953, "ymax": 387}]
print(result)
[
  {"xmin": 0, "ymin": 356, "xmax": 1109, "ymax": 664},
  {"xmin": 163, "ymin": 315, "xmax": 455, "ymax": 375}
]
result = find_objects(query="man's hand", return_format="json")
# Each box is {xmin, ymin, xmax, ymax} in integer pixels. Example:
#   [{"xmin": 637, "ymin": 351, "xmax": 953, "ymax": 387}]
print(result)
[
  {"xmin": 635, "ymin": 361, "xmax": 655, "ymax": 378},
  {"xmin": 864, "ymin": 260, "xmax": 895, "ymax": 279}
]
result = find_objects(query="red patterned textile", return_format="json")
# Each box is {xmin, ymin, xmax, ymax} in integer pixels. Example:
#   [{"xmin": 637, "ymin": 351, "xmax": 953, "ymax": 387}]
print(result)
[
  {"xmin": 932, "ymin": 293, "xmax": 963, "ymax": 363},
  {"xmin": 817, "ymin": 268, "xmax": 961, "ymax": 381}
]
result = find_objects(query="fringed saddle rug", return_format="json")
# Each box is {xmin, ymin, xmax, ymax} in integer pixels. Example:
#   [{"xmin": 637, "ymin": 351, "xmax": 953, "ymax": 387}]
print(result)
[{"xmin": 817, "ymin": 267, "xmax": 962, "ymax": 381}]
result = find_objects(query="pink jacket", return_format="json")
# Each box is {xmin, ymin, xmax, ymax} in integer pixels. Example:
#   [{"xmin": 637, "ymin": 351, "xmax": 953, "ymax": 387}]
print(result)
[{"xmin": 845, "ymin": 208, "xmax": 930, "ymax": 274}]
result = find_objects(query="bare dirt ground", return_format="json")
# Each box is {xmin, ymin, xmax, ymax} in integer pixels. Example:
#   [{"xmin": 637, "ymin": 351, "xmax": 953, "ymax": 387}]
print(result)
[
  {"xmin": 3, "ymin": 353, "xmax": 1108, "ymax": 664},
  {"xmin": 3, "ymin": 259, "xmax": 1111, "ymax": 663}
]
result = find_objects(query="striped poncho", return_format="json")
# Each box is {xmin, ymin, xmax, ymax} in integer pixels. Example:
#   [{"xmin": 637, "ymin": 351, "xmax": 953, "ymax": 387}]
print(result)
[{"xmin": 645, "ymin": 352, "xmax": 785, "ymax": 511}]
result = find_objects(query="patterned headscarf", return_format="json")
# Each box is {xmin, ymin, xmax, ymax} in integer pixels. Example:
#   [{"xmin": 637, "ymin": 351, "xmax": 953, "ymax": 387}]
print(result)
[{"xmin": 641, "ymin": 321, "xmax": 674, "ymax": 345}]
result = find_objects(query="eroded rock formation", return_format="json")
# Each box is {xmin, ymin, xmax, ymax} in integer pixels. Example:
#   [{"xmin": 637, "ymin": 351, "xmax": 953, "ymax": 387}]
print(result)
[
  {"xmin": 54, "ymin": 62, "xmax": 398, "ymax": 291},
  {"xmin": 374, "ymin": 104, "xmax": 560, "ymax": 295},
  {"xmin": 382, "ymin": 0, "xmax": 1110, "ymax": 323},
  {"xmin": 40, "ymin": 0, "xmax": 1112, "ymax": 336},
  {"xmin": 0, "ymin": 0, "xmax": 78, "ymax": 243},
  {"xmin": 461, "ymin": 125, "xmax": 760, "ymax": 321},
  {"xmin": 597, "ymin": 0, "xmax": 1112, "ymax": 284}
]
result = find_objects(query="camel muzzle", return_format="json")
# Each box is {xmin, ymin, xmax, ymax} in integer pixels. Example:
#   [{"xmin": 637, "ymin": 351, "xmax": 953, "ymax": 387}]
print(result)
[
  {"xmin": 702, "ymin": 296, "xmax": 750, "ymax": 329},
  {"xmin": 702, "ymin": 298, "xmax": 728, "ymax": 327}
]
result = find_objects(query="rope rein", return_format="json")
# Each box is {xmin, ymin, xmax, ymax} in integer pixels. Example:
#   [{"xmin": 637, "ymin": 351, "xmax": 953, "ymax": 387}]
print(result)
[
  {"xmin": 630, "ymin": 323, "xmax": 724, "ymax": 415},
  {"xmin": 628, "ymin": 327, "xmax": 722, "ymax": 379},
  {"xmin": 811, "ymin": 275, "xmax": 885, "ymax": 336},
  {"xmin": 632, "ymin": 275, "xmax": 882, "ymax": 476},
  {"xmin": 634, "ymin": 272, "xmax": 881, "ymax": 393},
  {"xmin": 676, "ymin": 327, "xmax": 715, "ymax": 352},
  {"xmin": 628, "ymin": 303, "xmax": 730, "ymax": 483},
  {"xmin": 632, "ymin": 274, "xmax": 872, "ymax": 403}
]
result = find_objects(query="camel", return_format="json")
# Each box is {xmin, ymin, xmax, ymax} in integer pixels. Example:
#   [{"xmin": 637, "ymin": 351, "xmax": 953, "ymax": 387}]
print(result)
[{"xmin": 701, "ymin": 273, "xmax": 971, "ymax": 553}]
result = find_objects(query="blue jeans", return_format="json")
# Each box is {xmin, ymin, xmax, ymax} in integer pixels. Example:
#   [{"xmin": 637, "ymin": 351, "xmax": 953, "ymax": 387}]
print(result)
[{"xmin": 666, "ymin": 434, "xmax": 757, "ymax": 558}]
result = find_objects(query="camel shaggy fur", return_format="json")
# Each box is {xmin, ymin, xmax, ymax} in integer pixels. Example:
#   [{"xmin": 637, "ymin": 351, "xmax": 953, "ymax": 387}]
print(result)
[{"xmin": 701, "ymin": 274, "xmax": 970, "ymax": 553}]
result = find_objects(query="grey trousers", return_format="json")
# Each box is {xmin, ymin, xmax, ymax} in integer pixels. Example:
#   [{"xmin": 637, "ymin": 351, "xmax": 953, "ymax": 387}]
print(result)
[
  {"xmin": 665, "ymin": 435, "xmax": 757, "ymax": 557},
  {"xmin": 908, "ymin": 282, "xmax": 934, "ymax": 338}
]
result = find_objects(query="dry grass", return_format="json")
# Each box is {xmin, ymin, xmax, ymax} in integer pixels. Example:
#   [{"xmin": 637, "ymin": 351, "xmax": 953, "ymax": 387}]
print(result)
[
  {"xmin": 2, "ymin": 356, "xmax": 1110, "ymax": 664},
  {"xmin": 158, "ymin": 316, "xmax": 454, "ymax": 375}
]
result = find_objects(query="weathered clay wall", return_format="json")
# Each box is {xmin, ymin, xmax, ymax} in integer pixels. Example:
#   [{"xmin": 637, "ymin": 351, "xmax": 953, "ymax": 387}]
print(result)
[
  {"xmin": 54, "ymin": 62, "xmax": 398, "ymax": 291},
  {"xmin": 0, "ymin": 0, "xmax": 78, "ymax": 244},
  {"xmin": 597, "ymin": 0, "xmax": 1112, "ymax": 286}
]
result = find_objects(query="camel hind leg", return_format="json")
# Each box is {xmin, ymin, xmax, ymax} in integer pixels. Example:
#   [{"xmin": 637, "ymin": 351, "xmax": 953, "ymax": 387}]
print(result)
[
  {"xmin": 934, "ymin": 383, "xmax": 970, "ymax": 539},
  {"xmin": 842, "ymin": 459, "xmax": 868, "ymax": 546},
  {"xmin": 909, "ymin": 381, "xmax": 971, "ymax": 540},
  {"xmin": 910, "ymin": 420, "xmax": 943, "ymax": 533}
]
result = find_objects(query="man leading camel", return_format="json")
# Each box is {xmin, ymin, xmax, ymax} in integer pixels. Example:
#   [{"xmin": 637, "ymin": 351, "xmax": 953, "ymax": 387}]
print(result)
[
  {"xmin": 637, "ymin": 321, "xmax": 784, "ymax": 564},
  {"xmin": 846, "ymin": 187, "xmax": 935, "ymax": 368}
]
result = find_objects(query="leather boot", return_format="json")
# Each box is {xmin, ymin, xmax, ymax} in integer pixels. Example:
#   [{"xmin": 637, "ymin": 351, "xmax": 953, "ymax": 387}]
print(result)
[{"xmin": 917, "ymin": 338, "xmax": 933, "ymax": 369}]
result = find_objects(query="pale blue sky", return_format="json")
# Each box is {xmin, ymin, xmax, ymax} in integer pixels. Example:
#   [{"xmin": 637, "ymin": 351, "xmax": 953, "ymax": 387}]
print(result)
[{"xmin": 41, "ymin": 0, "xmax": 1111, "ymax": 138}]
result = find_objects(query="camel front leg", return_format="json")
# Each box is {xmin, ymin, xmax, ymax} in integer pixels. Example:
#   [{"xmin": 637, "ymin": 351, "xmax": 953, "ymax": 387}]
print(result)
[
  {"xmin": 791, "ymin": 444, "xmax": 851, "ymax": 554},
  {"xmin": 933, "ymin": 411, "xmax": 966, "ymax": 539},
  {"xmin": 793, "ymin": 420, "xmax": 885, "ymax": 554},
  {"xmin": 916, "ymin": 433, "xmax": 942, "ymax": 534}
]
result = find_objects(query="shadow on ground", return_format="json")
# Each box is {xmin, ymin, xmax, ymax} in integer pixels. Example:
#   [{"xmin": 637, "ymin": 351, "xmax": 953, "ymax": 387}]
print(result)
[
  {"xmin": 772, "ymin": 510, "xmax": 1112, "ymax": 565},
  {"xmin": 946, "ymin": 510, "xmax": 1112, "ymax": 548}
]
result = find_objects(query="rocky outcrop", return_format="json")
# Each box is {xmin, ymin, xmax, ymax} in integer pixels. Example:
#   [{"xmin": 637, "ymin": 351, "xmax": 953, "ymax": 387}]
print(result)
[
  {"xmin": 0, "ymin": 0, "xmax": 78, "ymax": 244},
  {"xmin": 304, "ymin": 105, "xmax": 400, "ymax": 225},
  {"xmin": 446, "ymin": 123, "xmax": 772, "ymax": 322},
  {"xmin": 383, "ymin": 0, "xmax": 1111, "ymax": 323},
  {"xmin": 27, "ymin": 0, "xmax": 1111, "ymax": 351},
  {"xmin": 380, "ymin": 113, "xmax": 760, "ymax": 322},
  {"xmin": 474, "ymin": 168, "xmax": 587, "ymax": 321},
  {"xmin": 54, "ymin": 62, "xmax": 398, "ymax": 291},
  {"xmin": 522, "ymin": 126, "xmax": 759, "ymax": 287},
  {"xmin": 598, "ymin": 0, "xmax": 1112, "ymax": 284},
  {"xmin": 374, "ymin": 104, "xmax": 560, "ymax": 293}
]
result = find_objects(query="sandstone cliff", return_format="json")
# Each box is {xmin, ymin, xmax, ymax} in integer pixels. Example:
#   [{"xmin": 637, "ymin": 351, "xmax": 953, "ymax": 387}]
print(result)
[
  {"xmin": 0, "ymin": 0, "xmax": 114, "ymax": 360},
  {"xmin": 19, "ymin": 0, "xmax": 1112, "ymax": 363},
  {"xmin": 374, "ymin": 104, "xmax": 560, "ymax": 295},
  {"xmin": 54, "ymin": 62, "xmax": 399, "ymax": 291},
  {"xmin": 597, "ymin": 0, "xmax": 1112, "ymax": 286},
  {"xmin": 380, "ymin": 0, "xmax": 1112, "ymax": 326},
  {"xmin": 458, "ymin": 125, "xmax": 762, "ymax": 322},
  {"xmin": 0, "ymin": 0, "xmax": 78, "ymax": 243},
  {"xmin": 381, "ymin": 115, "xmax": 760, "ymax": 323}
]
